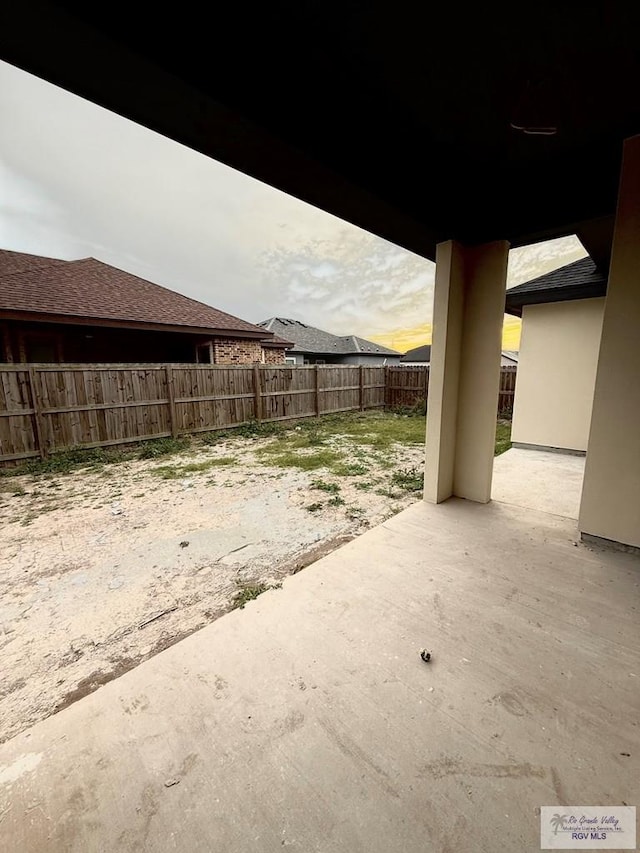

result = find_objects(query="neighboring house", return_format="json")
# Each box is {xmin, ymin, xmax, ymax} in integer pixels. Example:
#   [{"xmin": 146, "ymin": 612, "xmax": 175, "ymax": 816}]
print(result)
[
  {"xmin": 0, "ymin": 250, "xmax": 291, "ymax": 364},
  {"xmin": 400, "ymin": 344, "xmax": 431, "ymax": 366},
  {"xmin": 258, "ymin": 318, "xmax": 402, "ymax": 365},
  {"xmin": 505, "ymin": 256, "xmax": 606, "ymax": 453},
  {"xmin": 400, "ymin": 343, "xmax": 518, "ymax": 367},
  {"xmin": 500, "ymin": 350, "xmax": 519, "ymax": 367}
]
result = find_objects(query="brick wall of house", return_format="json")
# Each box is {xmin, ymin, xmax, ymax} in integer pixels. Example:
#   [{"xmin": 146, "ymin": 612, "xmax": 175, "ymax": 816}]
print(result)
[
  {"xmin": 262, "ymin": 347, "xmax": 287, "ymax": 364},
  {"xmin": 211, "ymin": 337, "xmax": 262, "ymax": 364}
]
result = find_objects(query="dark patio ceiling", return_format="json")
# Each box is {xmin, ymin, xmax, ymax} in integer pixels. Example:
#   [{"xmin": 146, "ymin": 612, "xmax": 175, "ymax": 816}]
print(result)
[{"xmin": 4, "ymin": 2, "xmax": 640, "ymax": 262}]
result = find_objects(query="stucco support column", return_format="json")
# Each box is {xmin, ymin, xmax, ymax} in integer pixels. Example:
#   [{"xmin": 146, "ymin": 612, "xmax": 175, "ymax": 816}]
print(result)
[
  {"xmin": 579, "ymin": 135, "xmax": 640, "ymax": 548},
  {"xmin": 424, "ymin": 239, "xmax": 509, "ymax": 503}
]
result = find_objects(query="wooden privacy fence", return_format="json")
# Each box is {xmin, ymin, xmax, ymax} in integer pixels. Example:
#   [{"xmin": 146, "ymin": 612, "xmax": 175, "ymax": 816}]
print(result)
[
  {"xmin": 386, "ymin": 364, "xmax": 517, "ymax": 414},
  {"xmin": 0, "ymin": 363, "xmax": 387, "ymax": 464},
  {"xmin": 0, "ymin": 363, "xmax": 517, "ymax": 465},
  {"xmin": 497, "ymin": 365, "xmax": 517, "ymax": 414}
]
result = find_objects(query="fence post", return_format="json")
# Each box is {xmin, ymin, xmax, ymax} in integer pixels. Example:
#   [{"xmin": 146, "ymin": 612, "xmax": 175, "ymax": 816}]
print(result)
[
  {"xmin": 384, "ymin": 365, "xmax": 390, "ymax": 410},
  {"xmin": 253, "ymin": 363, "xmax": 263, "ymax": 422},
  {"xmin": 314, "ymin": 365, "xmax": 320, "ymax": 416},
  {"xmin": 359, "ymin": 365, "xmax": 364, "ymax": 411},
  {"xmin": 424, "ymin": 365, "xmax": 429, "ymax": 403},
  {"xmin": 165, "ymin": 364, "xmax": 178, "ymax": 437},
  {"xmin": 28, "ymin": 366, "xmax": 47, "ymax": 459}
]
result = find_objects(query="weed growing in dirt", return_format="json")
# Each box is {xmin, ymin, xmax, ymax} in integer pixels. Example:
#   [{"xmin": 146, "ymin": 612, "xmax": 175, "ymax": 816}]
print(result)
[
  {"xmin": 306, "ymin": 502, "xmax": 324, "ymax": 512},
  {"xmin": 332, "ymin": 462, "xmax": 369, "ymax": 476},
  {"xmin": 229, "ymin": 420, "xmax": 283, "ymax": 439},
  {"xmin": 1, "ymin": 436, "xmax": 191, "ymax": 479},
  {"xmin": 232, "ymin": 582, "xmax": 270, "ymax": 609},
  {"xmin": 1, "ymin": 447, "xmax": 112, "ymax": 478},
  {"xmin": 391, "ymin": 467, "xmax": 424, "ymax": 492},
  {"xmin": 345, "ymin": 505, "xmax": 366, "ymax": 520},
  {"xmin": 311, "ymin": 479, "xmax": 341, "ymax": 494},
  {"xmin": 328, "ymin": 495, "xmax": 345, "ymax": 507},
  {"xmin": 376, "ymin": 487, "xmax": 403, "ymax": 499},
  {"xmin": 199, "ymin": 432, "xmax": 220, "ymax": 446},
  {"xmin": 137, "ymin": 437, "xmax": 190, "ymax": 459}
]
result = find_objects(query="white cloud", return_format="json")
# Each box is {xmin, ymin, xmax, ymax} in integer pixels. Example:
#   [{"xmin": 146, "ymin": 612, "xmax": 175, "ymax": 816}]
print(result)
[{"xmin": 0, "ymin": 60, "xmax": 593, "ymax": 343}]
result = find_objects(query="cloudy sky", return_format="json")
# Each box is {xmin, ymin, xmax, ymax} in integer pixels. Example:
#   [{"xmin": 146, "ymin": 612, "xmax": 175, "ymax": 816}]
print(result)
[{"xmin": 0, "ymin": 61, "xmax": 587, "ymax": 352}]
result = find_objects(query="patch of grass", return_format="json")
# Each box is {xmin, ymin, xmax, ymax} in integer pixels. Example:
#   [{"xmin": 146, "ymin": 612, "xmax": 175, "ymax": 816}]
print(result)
[
  {"xmin": 323, "ymin": 412, "xmax": 427, "ymax": 449},
  {"xmin": 327, "ymin": 495, "xmax": 345, "ymax": 507},
  {"xmin": 354, "ymin": 481, "xmax": 373, "ymax": 491},
  {"xmin": 232, "ymin": 582, "xmax": 270, "ymax": 609},
  {"xmin": 152, "ymin": 456, "xmax": 237, "ymax": 479},
  {"xmin": 182, "ymin": 457, "xmax": 236, "ymax": 472},
  {"xmin": 258, "ymin": 430, "xmax": 326, "ymax": 456},
  {"xmin": 306, "ymin": 502, "xmax": 324, "ymax": 512},
  {"xmin": 151, "ymin": 465, "xmax": 183, "ymax": 480},
  {"xmin": 391, "ymin": 466, "xmax": 424, "ymax": 492},
  {"xmin": 259, "ymin": 449, "xmax": 340, "ymax": 472},
  {"xmin": 311, "ymin": 479, "xmax": 340, "ymax": 494},
  {"xmin": 495, "ymin": 420, "xmax": 512, "ymax": 456}
]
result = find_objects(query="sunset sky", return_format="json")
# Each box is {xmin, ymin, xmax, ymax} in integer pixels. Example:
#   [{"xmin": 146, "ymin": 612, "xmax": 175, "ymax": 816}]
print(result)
[{"xmin": 1, "ymin": 61, "xmax": 588, "ymax": 353}]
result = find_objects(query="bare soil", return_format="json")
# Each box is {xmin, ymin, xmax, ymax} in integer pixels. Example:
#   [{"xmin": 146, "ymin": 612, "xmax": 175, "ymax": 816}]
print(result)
[{"xmin": 0, "ymin": 423, "xmax": 424, "ymax": 742}]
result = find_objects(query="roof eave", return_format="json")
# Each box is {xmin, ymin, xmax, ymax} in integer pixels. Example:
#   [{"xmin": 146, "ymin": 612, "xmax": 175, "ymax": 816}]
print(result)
[
  {"xmin": 504, "ymin": 283, "xmax": 607, "ymax": 317},
  {"xmin": 0, "ymin": 310, "xmax": 272, "ymax": 339}
]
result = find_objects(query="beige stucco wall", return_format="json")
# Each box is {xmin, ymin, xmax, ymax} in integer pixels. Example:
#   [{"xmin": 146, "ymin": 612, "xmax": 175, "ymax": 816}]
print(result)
[
  {"xmin": 579, "ymin": 134, "xmax": 640, "ymax": 548},
  {"xmin": 511, "ymin": 298, "xmax": 605, "ymax": 452}
]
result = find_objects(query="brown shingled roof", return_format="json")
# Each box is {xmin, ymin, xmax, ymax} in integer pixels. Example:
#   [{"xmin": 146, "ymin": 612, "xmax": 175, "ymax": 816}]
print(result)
[
  {"xmin": 0, "ymin": 249, "xmax": 68, "ymax": 276},
  {"xmin": 0, "ymin": 252, "xmax": 268, "ymax": 338}
]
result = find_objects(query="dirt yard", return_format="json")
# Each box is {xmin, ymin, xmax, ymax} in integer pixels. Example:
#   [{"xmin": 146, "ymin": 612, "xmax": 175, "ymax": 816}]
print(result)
[{"xmin": 0, "ymin": 411, "xmax": 430, "ymax": 743}]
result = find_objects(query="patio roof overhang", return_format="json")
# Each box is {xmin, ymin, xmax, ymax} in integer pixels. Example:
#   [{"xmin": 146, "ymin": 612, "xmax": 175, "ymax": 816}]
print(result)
[{"xmin": 4, "ymin": 3, "xmax": 640, "ymax": 263}]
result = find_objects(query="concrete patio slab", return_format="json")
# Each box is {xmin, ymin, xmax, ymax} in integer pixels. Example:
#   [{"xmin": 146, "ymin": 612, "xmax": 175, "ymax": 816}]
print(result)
[
  {"xmin": 492, "ymin": 448, "xmax": 586, "ymax": 519},
  {"xmin": 0, "ymin": 496, "xmax": 638, "ymax": 853}
]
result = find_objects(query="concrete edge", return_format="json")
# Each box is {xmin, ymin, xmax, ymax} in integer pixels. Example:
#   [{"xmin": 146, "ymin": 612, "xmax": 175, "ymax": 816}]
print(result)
[
  {"xmin": 581, "ymin": 532, "xmax": 640, "ymax": 556},
  {"xmin": 511, "ymin": 442, "xmax": 586, "ymax": 457}
]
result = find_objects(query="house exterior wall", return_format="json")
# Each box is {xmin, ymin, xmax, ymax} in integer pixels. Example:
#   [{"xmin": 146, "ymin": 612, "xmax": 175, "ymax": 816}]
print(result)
[
  {"xmin": 0, "ymin": 319, "xmax": 269, "ymax": 365},
  {"xmin": 511, "ymin": 298, "xmax": 604, "ymax": 452},
  {"xmin": 262, "ymin": 347, "xmax": 287, "ymax": 364},
  {"xmin": 210, "ymin": 338, "xmax": 262, "ymax": 364},
  {"xmin": 579, "ymin": 134, "xmax": 640, "ymax": 549}
]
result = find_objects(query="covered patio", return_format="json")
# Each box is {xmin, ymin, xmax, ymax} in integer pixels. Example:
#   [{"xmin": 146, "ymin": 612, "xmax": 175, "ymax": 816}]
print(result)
[
  {"xmin": 2, "ymin": 5, "xmax": 640, "ymax": 850},
  {"xmin": 0, "ymin": 454, "xmax": 638, "ymax": 851}
]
